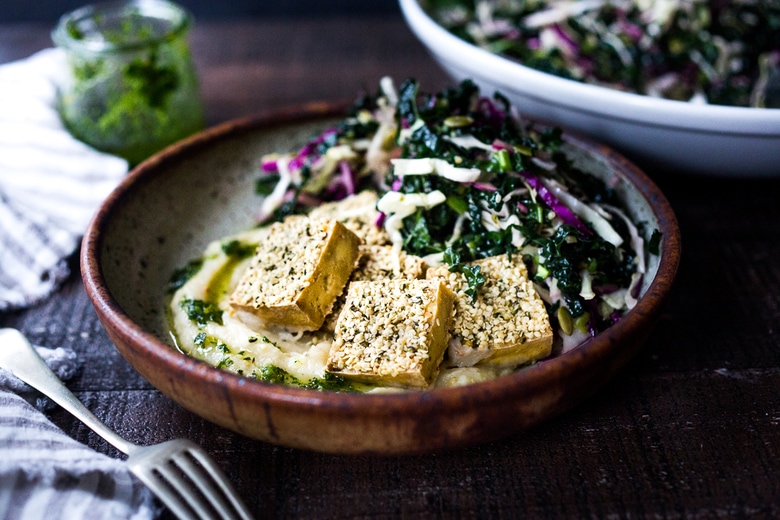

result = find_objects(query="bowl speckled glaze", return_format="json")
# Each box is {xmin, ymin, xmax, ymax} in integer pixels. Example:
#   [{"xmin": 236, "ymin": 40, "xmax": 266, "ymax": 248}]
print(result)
[{"xmin": 81, "ymin": 102, "xmax": 681, "ymax": 455}]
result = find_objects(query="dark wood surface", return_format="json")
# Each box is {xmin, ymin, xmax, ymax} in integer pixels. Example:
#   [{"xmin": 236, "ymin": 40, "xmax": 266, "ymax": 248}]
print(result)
[
  {"xmin": 2, "ymin": 0, "xmax": 400, "ymax": 23},
  {"xmin": 2, "ymin": 14, "xmax": 780, "ymax": 520}
]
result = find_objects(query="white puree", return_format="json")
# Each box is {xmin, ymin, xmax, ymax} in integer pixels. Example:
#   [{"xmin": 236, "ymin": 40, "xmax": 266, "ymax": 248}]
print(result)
[{"xmin": 169, "ymin": 228, "xmax": 512, "ymax": 392}]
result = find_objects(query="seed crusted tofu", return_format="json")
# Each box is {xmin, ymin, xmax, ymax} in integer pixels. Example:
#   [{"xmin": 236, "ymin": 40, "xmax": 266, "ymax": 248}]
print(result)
[
  {"xmin": 228, "ymin": 216, "xmax": 362, "ymax": 331},
  {"xmin": 426, "ymin": 254, "xmax": 553, "ymax": 368},
  {"xmin": 307, "ymin": 190, "xmax": 390, "ymax": 246},
  {"xmin": 321, "ymin": 245, "xmax": 426, "ymax": 333},
  {"xmin": 353, "ymin": 244, "xmax": 426, "ymax": 280},
  {"xmin": 326, "ymin": 279, "xmax": 454, "ymax": 388}
]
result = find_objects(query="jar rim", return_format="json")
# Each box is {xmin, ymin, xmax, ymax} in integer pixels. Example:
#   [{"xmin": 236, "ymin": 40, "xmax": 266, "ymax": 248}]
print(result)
[{"xmin": 51, "ymin": 0, "xmax": 192, "ymax": 54}]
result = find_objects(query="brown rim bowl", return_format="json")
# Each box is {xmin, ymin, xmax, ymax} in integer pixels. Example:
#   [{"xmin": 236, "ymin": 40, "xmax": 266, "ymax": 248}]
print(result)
[{"xmin": 81, "ymin": 101, "xmax": 681, "ymax": 455}]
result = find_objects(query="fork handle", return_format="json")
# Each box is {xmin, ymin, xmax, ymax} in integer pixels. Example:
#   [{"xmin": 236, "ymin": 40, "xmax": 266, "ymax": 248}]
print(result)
[{"xmin": 0, "ymin": 328, "xmax": 135, "ymax": 455}]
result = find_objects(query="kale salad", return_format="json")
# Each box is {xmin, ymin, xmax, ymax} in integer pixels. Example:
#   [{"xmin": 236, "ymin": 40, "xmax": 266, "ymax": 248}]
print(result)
[
  {"xmin": 253, "ymin": 77, "xmax": 660, "ymax": 353},
  {"xmin": 422, "ymin": 0, "xmax": 780, "ymax": 108}
]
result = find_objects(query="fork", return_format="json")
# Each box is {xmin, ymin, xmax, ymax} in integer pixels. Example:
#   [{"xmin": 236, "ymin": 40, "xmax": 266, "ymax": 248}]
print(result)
[{"xmin": 0, "ymin": 328, "xmax": 255, "ymax": 520}]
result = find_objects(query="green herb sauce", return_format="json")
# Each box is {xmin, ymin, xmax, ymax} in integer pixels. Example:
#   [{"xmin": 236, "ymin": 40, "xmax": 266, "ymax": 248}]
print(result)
[
  {"xmin": 168, "ymin": 258, "xmax": 204, "ymax": 294},
  {"xmin": 57, "ymin": 6, "xmax": 203, "ymax": 165},
  {"xmin": 252, "ymin": 365, "xmax": 356, "ymax": 392},
  {"xmin": 180, "ymin": 297, "xmax": 223, "ymax": 327}
]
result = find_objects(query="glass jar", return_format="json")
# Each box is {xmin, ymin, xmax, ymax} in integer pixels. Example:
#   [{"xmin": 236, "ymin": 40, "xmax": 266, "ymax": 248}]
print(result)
[{"xmin": 52, "ymin": 0, "xmax": 204, "ymax": 166}]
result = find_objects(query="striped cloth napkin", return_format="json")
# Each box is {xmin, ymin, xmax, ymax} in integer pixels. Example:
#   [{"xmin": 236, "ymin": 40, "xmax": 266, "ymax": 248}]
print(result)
[
  {"xmin": 0, "ymin": 50, "xmax": 156, "ymax": 519},
  {"xmin": 0, "ymin": 47, "xmax": 128, "ymax": 311},
  {"xmin": 0, "ymin": 345, "xmax": 158, "ymax": 519}
]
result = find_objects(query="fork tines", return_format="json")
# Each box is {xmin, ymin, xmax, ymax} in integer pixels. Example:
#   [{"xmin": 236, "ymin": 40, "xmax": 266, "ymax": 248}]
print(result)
[{"xmin": 128, "ymin": 440, "xmax": 254, "ymax": 520}]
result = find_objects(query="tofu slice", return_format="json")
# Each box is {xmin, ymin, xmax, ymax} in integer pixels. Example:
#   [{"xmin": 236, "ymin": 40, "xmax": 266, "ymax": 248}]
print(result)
[
  {"xmin": 307, "ymin": 190, "xmax": 391, "ymax": 246},
  {"xmin": 321, "ymin": 245, "xmax": 426, "ymax": 333},
  {"xmin": 426, "ymin": 254, "xmax": 553, "ymax": 368},
  {"xmin": 326, "ymin": 279, "xmax": 454, "ymax": 388},
  {"xmin": 228, "ymin": 216, "xmax": 362, "ymax": 331}
]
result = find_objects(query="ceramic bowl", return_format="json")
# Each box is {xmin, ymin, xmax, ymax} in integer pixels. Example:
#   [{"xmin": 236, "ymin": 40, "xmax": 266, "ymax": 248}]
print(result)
[
  {"xmin": 399, "ymin": 0, "xmax": 780, "ymax": 178},
  {"xmin": 81, "ymin": 102, "xmax": 681, "ymax": 455}
]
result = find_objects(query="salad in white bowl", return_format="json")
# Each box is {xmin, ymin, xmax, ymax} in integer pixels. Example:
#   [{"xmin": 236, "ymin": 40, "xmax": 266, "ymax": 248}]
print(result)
[{"xmin": 400, "ymin": 0, "xmax": 780, "ymax": 177}]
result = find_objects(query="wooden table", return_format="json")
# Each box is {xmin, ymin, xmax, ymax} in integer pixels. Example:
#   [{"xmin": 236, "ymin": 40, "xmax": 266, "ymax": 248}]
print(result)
[{"xmin": 2, "ymin": 14, "xmax": 779, "ymax": 520}]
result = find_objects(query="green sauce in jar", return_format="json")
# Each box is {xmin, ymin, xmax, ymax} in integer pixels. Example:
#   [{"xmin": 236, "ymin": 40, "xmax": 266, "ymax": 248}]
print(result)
[{"xmin": 52, "ymin": 0, "xmax": 204, "ymax": 166}]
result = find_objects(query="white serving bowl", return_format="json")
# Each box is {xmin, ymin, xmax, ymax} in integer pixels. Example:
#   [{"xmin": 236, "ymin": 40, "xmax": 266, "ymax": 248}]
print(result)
[{"xmin": 400, "ymin": 0, "xmax": 780, "ymax": 177}]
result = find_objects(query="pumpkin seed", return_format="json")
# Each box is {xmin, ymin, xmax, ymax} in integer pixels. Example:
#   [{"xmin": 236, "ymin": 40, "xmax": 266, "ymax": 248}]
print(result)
[
  {"xmin": 444, "ymin": 115, "xmax": 474, "ymax": 128},
  {"xmin": 557, "ymin": 306, "xmax": 573, "ymax": 335}
]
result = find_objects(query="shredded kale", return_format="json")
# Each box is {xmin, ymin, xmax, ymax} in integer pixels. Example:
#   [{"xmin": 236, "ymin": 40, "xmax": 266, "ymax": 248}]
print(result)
[
  {"xmin": 648, "ymin": 230, "xmax": 662, "ymax": 255},
  {"xmin": 271, "ymin": 197, "xmax": 299, "ymax": 222},
  {"xmin": 255, "ymin": 174, "xmax": 280, "ymax": 195},
  {"xmin": 336, "ymin": 112, "xmax": 379, "ymax": 141},
  {"xmin": 396, "ymin": 78, "xmax": 421, "ymax": 124},
  {"xmin": 424, "ymin": 0, "xmax": 780, "ymax": 108},
  {"xmin": 376, "ymin": 78, "xmax": 652, "ymax": 328},
  {"xmin": 443, "ymin": 248, "xmax": 486, "ymax": 301}
]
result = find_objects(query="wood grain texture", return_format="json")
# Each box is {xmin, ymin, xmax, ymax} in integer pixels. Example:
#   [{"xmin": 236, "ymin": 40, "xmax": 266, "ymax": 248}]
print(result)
[
  {"xmin": 1, "ymin": 14, "xmax": 779, "ymax": 519},
  {"xmin": 188, "ymin": 18, "xmax": 451, "ymax": 125}
]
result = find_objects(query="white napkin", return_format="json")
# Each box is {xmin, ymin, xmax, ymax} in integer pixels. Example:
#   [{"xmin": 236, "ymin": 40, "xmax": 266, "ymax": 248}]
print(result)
[
  {"xmin": 0, "ymin": 50, "xmax": 156, "ymax": 519},
  {"xmin": 0, "ymin": 48, "xmax": 128, "ymax": 311}
]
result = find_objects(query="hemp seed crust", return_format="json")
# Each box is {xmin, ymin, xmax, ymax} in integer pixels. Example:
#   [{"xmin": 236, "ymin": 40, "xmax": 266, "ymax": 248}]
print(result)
[
  {"xmin": 427, "ymin": 254, "xmax": 553, "ymax": 368},
  {"xmin": 327, "ymin": 279, "xmax": 454, "ymax": 388},
  {"xmin": 229, "ymin": 216, "xmax": 362, "ymax": 331}
]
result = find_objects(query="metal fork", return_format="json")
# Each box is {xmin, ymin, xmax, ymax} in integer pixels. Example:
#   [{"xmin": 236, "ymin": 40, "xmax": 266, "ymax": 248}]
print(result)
[{"xmin": 0, "ymin": 328, "xmax": 255, "ymax": 520}]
